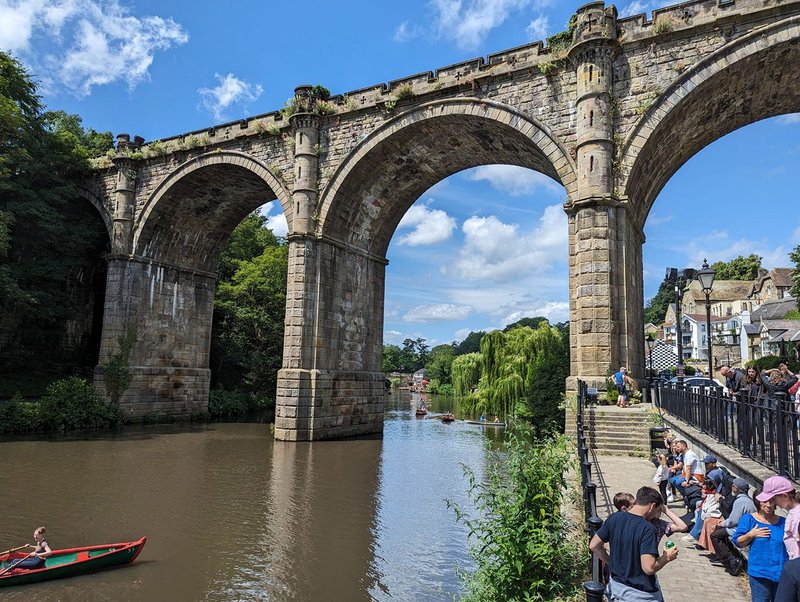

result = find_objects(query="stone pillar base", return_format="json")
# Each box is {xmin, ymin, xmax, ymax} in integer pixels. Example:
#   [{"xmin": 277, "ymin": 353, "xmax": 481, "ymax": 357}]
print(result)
[
  {"xmin": 94, "ymin": 365, "xmax": 210, "ymax": 419},
  {"xmin": 274, "ymin": 368, "xmax": 385, "ymax": 441}
]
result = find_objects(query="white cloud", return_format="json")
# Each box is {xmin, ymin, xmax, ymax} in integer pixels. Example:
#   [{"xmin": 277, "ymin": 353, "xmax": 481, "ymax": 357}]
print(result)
[
  {"xmin": 430, "ymin": 0, "xmax": 552, "ymax": 50},
  {"xmin": 0, "ymin": 0, "xmax": 189, "ymax": 96},
  {"xmin": 393, "ymin": 20, "xmax": 422, "ymax": 42},
  {"xmin": 777, "ymin": 114, "xmax": 800, "ymax": 125},
  {"xmin": 199, "ymin": 73, "xmax": 264, "ymax": 121},
  {"xmin": 618, "ymin": 0, "xmax": 658, "ymax": 18},
  {"xmin": 525, "ymin": 13, "xmax": 550, "ymax": 41},
  {"xmin": 259, "ymin": 201, "xmax": 288, "ymax": 238},
  {"xmin": 446, "ymin": 204, "xmax": 567, "ymax": 282},
  {"xmin": 646, "ymin": 213, "xmax": 673, "ymax": 226},
  {"xmin": 403, "ymin": 303, "xmax": 473, "ymax": 322},
  {"xmin": 384, "ymin": 330, "xmax": 404, "ymax": 344},
  {"xmin": 464, "ymin": 165, "xmax": 561, "ymax": 197},
  {"xmin": 396, "ymin": 201, "xmax": 457, "ymax": 246},
  {"xmin": 501, "ymin": 301, "xmax": 569, "ymax": 326}
]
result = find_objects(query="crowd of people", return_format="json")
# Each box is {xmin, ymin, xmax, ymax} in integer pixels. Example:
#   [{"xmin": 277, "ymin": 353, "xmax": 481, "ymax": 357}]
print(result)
[
  {"xmin": 720, "ymin": 363, "xmax": 800, "ymax": 404},
  {"xmin": 590, "ymin": 432, "xmax": 800, "ymax": 601}
]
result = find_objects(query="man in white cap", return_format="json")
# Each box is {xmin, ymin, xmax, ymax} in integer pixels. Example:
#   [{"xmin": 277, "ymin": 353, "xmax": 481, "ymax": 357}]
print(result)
[{"xmin": 757, "ymin": 475, "xmax": 800, "ymax": 559}]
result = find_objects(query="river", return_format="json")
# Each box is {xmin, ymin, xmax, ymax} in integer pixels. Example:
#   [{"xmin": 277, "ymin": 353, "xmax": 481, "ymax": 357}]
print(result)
[{"xmin": 0, "ymin": 391, "xmax": 502, "ymax": 600}]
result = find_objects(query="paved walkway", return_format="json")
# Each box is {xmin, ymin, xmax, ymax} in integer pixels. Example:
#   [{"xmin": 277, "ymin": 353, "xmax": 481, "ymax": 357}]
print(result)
[{"xmin": 591, "ymin": 451, "xmax": 749, "ymax": 601}]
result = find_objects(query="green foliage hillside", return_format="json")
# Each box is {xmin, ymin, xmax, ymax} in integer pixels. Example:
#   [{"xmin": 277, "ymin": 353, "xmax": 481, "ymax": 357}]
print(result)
[{"xmin": 0, "ymin": 51, "xmax": 113, "ymax": 388}]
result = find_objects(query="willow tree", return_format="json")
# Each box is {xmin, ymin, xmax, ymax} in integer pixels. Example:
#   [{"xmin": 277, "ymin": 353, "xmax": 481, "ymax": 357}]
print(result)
[{"xmin": 453, "ymin": 323, "xmax": 569, "ymax": 436}]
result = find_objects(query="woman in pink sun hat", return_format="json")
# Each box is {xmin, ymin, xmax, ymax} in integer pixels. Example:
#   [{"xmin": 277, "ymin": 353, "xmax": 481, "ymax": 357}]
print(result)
[{"xmin": 757, "ymin": 475, "xmax": 800, "ymax": 559}]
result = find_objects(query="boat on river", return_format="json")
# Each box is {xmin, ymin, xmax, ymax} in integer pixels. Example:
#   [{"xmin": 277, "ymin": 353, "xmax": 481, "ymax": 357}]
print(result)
[
  {"xmin": 0, "ymin": 537, "xmax": 146, "ymax": 587},
  {"xmin": 464, "ymin": 420, "xmax": 506, "ymax": 427},
  {"xmin": 415, "ymin": 408, "xmax": 428, "ymax": 416},
  {"xmin": 441, "ymin": 413, "xmax": 455, "ymax": 423}
]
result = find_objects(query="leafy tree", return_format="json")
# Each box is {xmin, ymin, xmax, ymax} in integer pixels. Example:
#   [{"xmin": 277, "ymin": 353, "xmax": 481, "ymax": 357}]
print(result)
[
  {"xmin": 644, "ymin": 279, "xmax": 675, "ymax": 326},
  {"xmin": 0, "ymin": 51, "xmax": 113, "ymax": 375},
  {"xmin": 212, "ymin": 218, "xmax": 288, "ymax": 400},
  {"xmin": 454, "ymin": 323, "xmax": 569, "ymax": 435},
  {"xmin": 382, "ymin": 344, "xmax": 402, "ymax": 373},
  {"xmin": 503, "ymin": 316, "xmax": 547, "ymax": 332},
  {"xmin": 454, "ymin": 330, "xmax": 485, "ymax": 356},
  {"xmin": 790, "ymin": 245, "xmax": 800, "ymax": 309},
  {"xmin": 425, "ymin": 344, "xmax": 455, "ymax": 384},
  {"xmin": 710, "ymin": 254, "xmax": 762, "ymax": 281}
]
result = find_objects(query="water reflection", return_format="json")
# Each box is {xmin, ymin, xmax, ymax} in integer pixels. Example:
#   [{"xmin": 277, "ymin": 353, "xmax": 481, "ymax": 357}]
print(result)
[{"xmin": 0, "ymin": 392, "xmax": 494, "ymax": 600}]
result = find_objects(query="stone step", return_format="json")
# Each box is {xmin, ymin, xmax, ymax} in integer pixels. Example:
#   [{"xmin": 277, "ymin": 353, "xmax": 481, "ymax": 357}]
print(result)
[{"xmin": 589, "ymin": 442, "xmax": 650, "ymax": 454}]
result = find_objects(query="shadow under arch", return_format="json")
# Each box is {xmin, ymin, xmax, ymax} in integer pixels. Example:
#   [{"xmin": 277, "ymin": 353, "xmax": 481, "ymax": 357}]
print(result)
[
  {"xmin": 620, "ymin": 15, "xmax": 800, "ymax": 224},
  {"xmin": 317, "ymin": 98, "xmax": 577, "ymax": 257},
  {"xmin": 77, "ymin": 185, "xmax": 113, "ymax": 242},
  {"xmin": 132, "ymin": 150, "xmax": 292, "ymax": 272}
]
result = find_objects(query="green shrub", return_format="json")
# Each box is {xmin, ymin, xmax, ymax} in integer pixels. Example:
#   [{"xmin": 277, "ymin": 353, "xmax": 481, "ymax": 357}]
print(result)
[
  {"xmin": 449, "ymin": 425, "xmax": 585, "ymax": 601},
  {"xmin": 38, "ymin": 376, "xmax": 123, "ymax": 432},
  {"xmin": 0, "ymin": 393, "xmax": 43, "ymax": 434},
  {"xmin": 209, "ymin": 389, "xmax": 272, "ymax": 419},
  {"xmin": 745, "ymin": 356, "xmax": 800, "ymax": 372},
  {"xmin": 669, "ymin": 365, "xmax": 696, "ymax": 376}
]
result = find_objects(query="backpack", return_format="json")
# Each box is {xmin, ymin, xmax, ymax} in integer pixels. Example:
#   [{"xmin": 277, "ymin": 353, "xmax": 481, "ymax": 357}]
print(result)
[
  {"xmin": 720, "ymin": 491, "xmax": 737, "ymax": 519},
  {"xmin": 717, "ymin": 466, "xmax": 735, "ymax": 498}
]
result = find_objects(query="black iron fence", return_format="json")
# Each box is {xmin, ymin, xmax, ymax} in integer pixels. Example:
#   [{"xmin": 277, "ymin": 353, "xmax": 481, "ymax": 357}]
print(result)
[
  {"xmin": 657, "ymin": 383, "xmax": 800, "ymax": 479},
  {"xmin": 576, "ymin": 380, "xmax": 606, "ymax": 600}
]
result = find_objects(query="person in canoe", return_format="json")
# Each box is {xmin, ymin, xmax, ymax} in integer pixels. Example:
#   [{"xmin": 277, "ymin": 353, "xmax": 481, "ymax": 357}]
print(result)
[{"xmin": 15, "ymin": 527, "xmax": 51, "ymax": 570}]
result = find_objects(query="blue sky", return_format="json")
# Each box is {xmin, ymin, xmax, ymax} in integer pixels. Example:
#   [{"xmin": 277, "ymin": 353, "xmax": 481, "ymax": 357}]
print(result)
[{"xmin": 2, "ymin": 0, "xmax": 798, "ymax": 348}]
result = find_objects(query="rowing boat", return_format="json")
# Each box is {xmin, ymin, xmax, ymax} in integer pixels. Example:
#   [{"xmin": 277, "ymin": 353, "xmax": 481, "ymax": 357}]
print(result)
[
  {"xmin": 0, "ymin": 537, "xmax": 146, "ymax": 587},
  {"xmin": 464, "ymin": 420, "xmax": 506, "ymax": 427}
]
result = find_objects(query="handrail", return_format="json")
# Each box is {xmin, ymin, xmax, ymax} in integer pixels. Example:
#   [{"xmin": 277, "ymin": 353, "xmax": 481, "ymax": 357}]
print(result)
[
  {"xmin": 576, "ymin": 380, "xmax": 606, "ymax": 596},
  {"xmin": 657, "ymin": 382, "xmax": 799, "ymax": 478}
]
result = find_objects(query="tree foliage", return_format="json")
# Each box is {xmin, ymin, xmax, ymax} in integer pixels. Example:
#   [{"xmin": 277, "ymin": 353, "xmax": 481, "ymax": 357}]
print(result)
[
  {"xmin": 211, "ymin": 212, "xmax": 288, "ymax": 403},
  {"xmin": 454, "ymin": 330, "xmax": 485, "ymax": 356},
  {"xmin": 0, "ymin": 51, "xmax": 113, "ymax": 375},
  {"xmin": 644, "ymin": 279, "xmax": 675, "ymax": 326},
  {"xmin": 710, "ymin": 254, "xmax": 762, "ymax": 281},
  {"xmin": 453, "ymin": 323, "xmax": 569, "ymax": 436},
  {"xmin": 425, "ymin": 344, "xmax": 455, "ymax": 384},
  {"xmin": 790, "ymin": 245, "xmax": 800, "ymax": 310}
]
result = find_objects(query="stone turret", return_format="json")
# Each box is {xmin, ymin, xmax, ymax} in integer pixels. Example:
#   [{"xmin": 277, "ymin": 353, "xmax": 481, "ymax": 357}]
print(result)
[
  {"xmin": 569, "ymin": 2, "xmax": 619, "ymax": 199},
  {"xmin": 111, "ymin": 134, "xmax": 136, "ymax": 254},
  {"xmin": 289, "ymin": 86, "xmax": 321, "ymax": 235}
]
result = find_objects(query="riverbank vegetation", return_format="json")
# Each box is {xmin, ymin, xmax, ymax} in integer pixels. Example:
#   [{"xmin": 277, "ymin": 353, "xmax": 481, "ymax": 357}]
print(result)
[
  {"xmin": 0, "ymin": 377, "xmax": 123, "ymax": 435},
  {"xmin": 0, "ymin": 51, "xmax": 114, "ymax": 397},
  {"xmin": 450, "ymin": 424, "xmax": 585, "ymax": 601}
]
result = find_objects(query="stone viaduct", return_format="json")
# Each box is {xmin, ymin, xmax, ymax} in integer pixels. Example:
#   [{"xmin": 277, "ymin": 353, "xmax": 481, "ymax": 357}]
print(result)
[{"xmin": 80, "ymin": 0, "xmax": 800, "ymax": 440}]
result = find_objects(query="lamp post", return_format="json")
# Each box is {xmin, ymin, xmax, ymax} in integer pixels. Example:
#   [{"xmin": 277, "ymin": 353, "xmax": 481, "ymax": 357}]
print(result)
[
  {"xmin": 697, "ymin": 259, "xmax": 716, "ymax": 379},
  {"xmin": 666, "ymin": 267, "xmax": 697, "ymax": 383},
  {"xmin": 646, "ymin": 334, "xmax": 656, "ymax": 384}
]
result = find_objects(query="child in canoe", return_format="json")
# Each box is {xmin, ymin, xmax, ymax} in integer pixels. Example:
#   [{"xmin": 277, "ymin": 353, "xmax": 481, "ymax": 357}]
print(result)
[{"xmin": 15, "ymin": 527, "xmax": 51, "ymax": 570}]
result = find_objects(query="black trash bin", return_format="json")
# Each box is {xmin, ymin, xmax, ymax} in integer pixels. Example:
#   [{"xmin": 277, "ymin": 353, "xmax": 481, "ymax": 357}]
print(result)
[{"xmin": 650, "ymin": 426, "xmax": 670, "ymax": 453}]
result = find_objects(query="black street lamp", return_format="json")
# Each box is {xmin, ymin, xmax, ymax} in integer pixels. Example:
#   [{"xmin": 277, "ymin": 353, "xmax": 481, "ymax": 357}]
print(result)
[
  {"xmin": 697, "ymin": 259, "xmax": 716, "ymax": 379},
  {"xmin": 646, "ymin": 333, "xmax": 656, "ymax": 384},
  {"xmin": 665, "ymin": 267, "xmax": 697, "ymax": 383}
]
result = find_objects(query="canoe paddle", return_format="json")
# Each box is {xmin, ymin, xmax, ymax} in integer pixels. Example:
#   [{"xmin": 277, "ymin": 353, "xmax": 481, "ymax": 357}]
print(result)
[
  {"xmin": 0, "ymin": 545, "xmax": 29, "ymax": 557},
  {"xmin": 0, "ymin": 552, "xmax": 36, "ymax": 577}
]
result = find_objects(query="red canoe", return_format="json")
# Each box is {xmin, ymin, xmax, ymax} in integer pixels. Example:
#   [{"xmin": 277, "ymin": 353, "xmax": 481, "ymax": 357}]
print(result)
[{"xmin": 0, "ymin": 537, "xmax": 146, "ymax": 587}]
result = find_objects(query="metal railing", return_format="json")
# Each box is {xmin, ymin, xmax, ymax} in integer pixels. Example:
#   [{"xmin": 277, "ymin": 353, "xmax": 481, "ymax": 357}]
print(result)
[
  {"xmin": 576, "ymin": 380, "xmax": 606, "ymax": 600},
  {"xmin": 657, "ymin": 383, "xmax": 800, "ymax": 478}
]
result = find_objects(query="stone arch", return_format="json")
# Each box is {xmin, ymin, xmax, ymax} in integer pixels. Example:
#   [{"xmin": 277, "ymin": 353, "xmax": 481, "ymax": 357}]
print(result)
[
  {"xmin": 77, "ymin": 185, "xmax": 113, "ymax": 241},
  {"xmin": 620, "ymin": 15, "xmax": 800, "ymax": 224},
  {"xmin": 133, "ymin": 150, "xmax": 292, "ymax": 272},
  {"xmin": 317, "ymin": 98, "xmax": 577, "ymax": 257}
]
